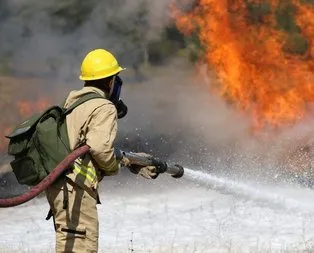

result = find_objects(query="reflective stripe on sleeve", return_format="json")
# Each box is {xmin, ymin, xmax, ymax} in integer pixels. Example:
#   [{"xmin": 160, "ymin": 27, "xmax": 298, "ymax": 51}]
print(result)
[{"xmin": 73, "ymin": 162, "xmax": 97, "ymax": 183}]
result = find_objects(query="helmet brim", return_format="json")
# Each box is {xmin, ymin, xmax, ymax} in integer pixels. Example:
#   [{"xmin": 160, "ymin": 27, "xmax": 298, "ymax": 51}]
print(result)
[{"xmin": 79, "ymin": 66, "xmax": 125, "ymax": 81}]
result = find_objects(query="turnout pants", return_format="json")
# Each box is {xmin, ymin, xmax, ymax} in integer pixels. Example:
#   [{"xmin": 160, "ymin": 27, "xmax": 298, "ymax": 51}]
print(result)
[{"xmin": 45, "ymin": 178, "xmax": 99, "ymax": 253}]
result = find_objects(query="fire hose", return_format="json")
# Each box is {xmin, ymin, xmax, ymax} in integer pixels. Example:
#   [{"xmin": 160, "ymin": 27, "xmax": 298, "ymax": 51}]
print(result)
[{"xmin": 0, "ymin": 146, "xmax": 184, "ymax": 208}]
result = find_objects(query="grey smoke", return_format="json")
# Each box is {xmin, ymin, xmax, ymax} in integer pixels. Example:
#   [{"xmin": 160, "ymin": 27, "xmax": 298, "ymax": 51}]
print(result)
[{"xmin": 0, "ymin": 0, "xmax": 172, "ymax": 80}]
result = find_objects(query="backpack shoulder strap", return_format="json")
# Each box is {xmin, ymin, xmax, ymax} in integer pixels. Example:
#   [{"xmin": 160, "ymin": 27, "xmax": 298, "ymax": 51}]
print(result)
[{"xmin": 64, "ymin": 92, "xmax": 105, "ymax": 115}]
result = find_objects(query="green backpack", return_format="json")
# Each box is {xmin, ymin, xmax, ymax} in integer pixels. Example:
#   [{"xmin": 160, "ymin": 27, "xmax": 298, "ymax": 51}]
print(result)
[{"xmin": 5, "ymin": 92, "xmax": 104, "ymax": 186}]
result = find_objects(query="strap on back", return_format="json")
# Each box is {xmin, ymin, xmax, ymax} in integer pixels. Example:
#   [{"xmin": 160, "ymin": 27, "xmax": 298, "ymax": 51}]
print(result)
[{"xmin": 64, "ymin": 93, "xmax": 105, "ymax": 115}]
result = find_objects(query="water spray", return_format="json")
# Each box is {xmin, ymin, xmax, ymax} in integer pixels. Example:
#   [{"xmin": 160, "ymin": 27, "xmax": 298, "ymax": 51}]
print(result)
[
  {"xmin": 119, "ymin": 150, "xmax": 309, "ymax": 212},
  {"xmin": 183, "ymin": 168, "xmax": 313, "ymax": 213}
]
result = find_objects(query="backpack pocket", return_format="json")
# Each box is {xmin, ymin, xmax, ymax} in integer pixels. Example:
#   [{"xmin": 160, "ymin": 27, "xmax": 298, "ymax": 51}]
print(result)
[
  {"xmin": 10, "ymin": 156, "xmax": 39, "ymax": 185},
  {"xmin": 6, "ymin": 113, "xmax": 42, "ymax": 156},
  {"xmin": 7, "ymin": 134, "xmax": 30, "ymax": 156}
]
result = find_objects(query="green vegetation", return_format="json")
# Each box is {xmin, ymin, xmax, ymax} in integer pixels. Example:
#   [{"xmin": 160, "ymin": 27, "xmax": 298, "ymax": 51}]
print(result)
[
  {"xmin": 245, "ymin": 0, "xmax": 309, "ymax": 56},
  {"xmin": 245, "ymin": 1, "xmax": 272, "ymax": 24}
]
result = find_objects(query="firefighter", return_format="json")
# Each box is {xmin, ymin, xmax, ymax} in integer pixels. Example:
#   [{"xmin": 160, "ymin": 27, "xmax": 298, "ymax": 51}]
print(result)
[{"xmin": 45, "ymin": 48, "xmax": 158, "ymax": 253}]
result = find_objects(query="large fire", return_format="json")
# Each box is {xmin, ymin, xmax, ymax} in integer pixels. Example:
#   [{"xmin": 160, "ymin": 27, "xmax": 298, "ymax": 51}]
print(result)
[{"xmin": 173, "ymin": 0, "xmax": 314, "ymax": 129}]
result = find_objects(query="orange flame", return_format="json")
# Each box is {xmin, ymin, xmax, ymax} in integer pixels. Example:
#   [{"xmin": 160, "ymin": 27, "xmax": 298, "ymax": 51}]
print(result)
[
  {"xmin": 0, "ymin": 97, "xmax": 51, "ymax": 153},
  {"xmin": 17, "ymin": 98, "xmax": 51, "ymax": 118},
  {"xmin": 174, "ymin": 0, "xmax": 314, "ymax": 129}
]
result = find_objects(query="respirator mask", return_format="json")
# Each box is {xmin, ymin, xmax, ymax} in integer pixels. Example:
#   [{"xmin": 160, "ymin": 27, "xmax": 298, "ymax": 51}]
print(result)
[{"xmin": 109, "ymin": 75, "xmax": 128, "ymax": 119}]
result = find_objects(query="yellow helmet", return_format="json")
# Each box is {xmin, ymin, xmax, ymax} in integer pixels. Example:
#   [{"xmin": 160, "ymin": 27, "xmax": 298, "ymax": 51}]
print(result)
[{"xmin": 79, "ymin": 49, "xmax": 124, "ymax": 81}]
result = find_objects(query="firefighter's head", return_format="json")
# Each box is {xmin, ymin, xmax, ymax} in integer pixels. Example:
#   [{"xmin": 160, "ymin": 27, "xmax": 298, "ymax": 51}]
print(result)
[{"xmin": 80, "ymin": 49, "xmax": 127, "ymax": 118}]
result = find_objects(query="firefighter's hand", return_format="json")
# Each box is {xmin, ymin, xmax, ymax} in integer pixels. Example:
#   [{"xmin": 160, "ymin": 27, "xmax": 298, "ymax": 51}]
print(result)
[
  {"xmin": 120, "ymin": 156, "xmax": 131, "ymax": 167},
  {"xmin": 128, "ymin": 164, "xmax": 159, "ymax": 179},
  {"xmin": 127, "ymin": 152, "xmax": 158, "ymax": 179}
]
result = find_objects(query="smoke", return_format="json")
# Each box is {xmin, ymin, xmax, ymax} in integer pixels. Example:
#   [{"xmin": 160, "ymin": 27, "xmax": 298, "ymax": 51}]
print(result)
[
  {"xmin": 0, "ymin": 0, "xmax": 172, "ymax": 80},
  {"xmin": 1, "ymin": 0, "xmax": 313, "ymax": 196},
  {"xmin": 115, "ymin": 60, "xmax": 314, "ymax": 187},
  {"xmin": 0, "ymin": 0, "xmax": 175, "ymax": 194}
]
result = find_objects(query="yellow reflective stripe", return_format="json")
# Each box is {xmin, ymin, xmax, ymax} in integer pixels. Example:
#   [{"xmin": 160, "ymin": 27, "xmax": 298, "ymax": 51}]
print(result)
[
  {"xmin": 78, "ymin": 163, "xmax": 97, "ymax": 179},
  {"xmin": 74, "ymin": 166, "xmax": 96, "ymax": 183},
  {"xmin": 80, "ymin": 163, "xmax": 97, "ymax": 177},
  {"xmin": 73, "ymin": 163, "xmax": 97, "ymax": 183}
]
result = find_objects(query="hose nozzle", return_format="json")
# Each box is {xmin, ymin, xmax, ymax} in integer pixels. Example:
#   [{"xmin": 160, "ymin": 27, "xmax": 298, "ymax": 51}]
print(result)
[
  {"xmin": 150, "ymin": 158, "xmax": 184, "ymax": 178},
  {"xmin": 116, "ymin": 149, "xmax": 185, "ymax": 179},
  {"xmin": 165, "ymin": 164, "xmax": 184, "ymax": 178}
]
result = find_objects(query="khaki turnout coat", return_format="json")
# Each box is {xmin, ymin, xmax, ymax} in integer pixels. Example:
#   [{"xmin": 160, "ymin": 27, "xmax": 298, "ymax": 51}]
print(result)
[{"xmin": 63, "ymin": 86, "xmax": 120, "ymax": 196}]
